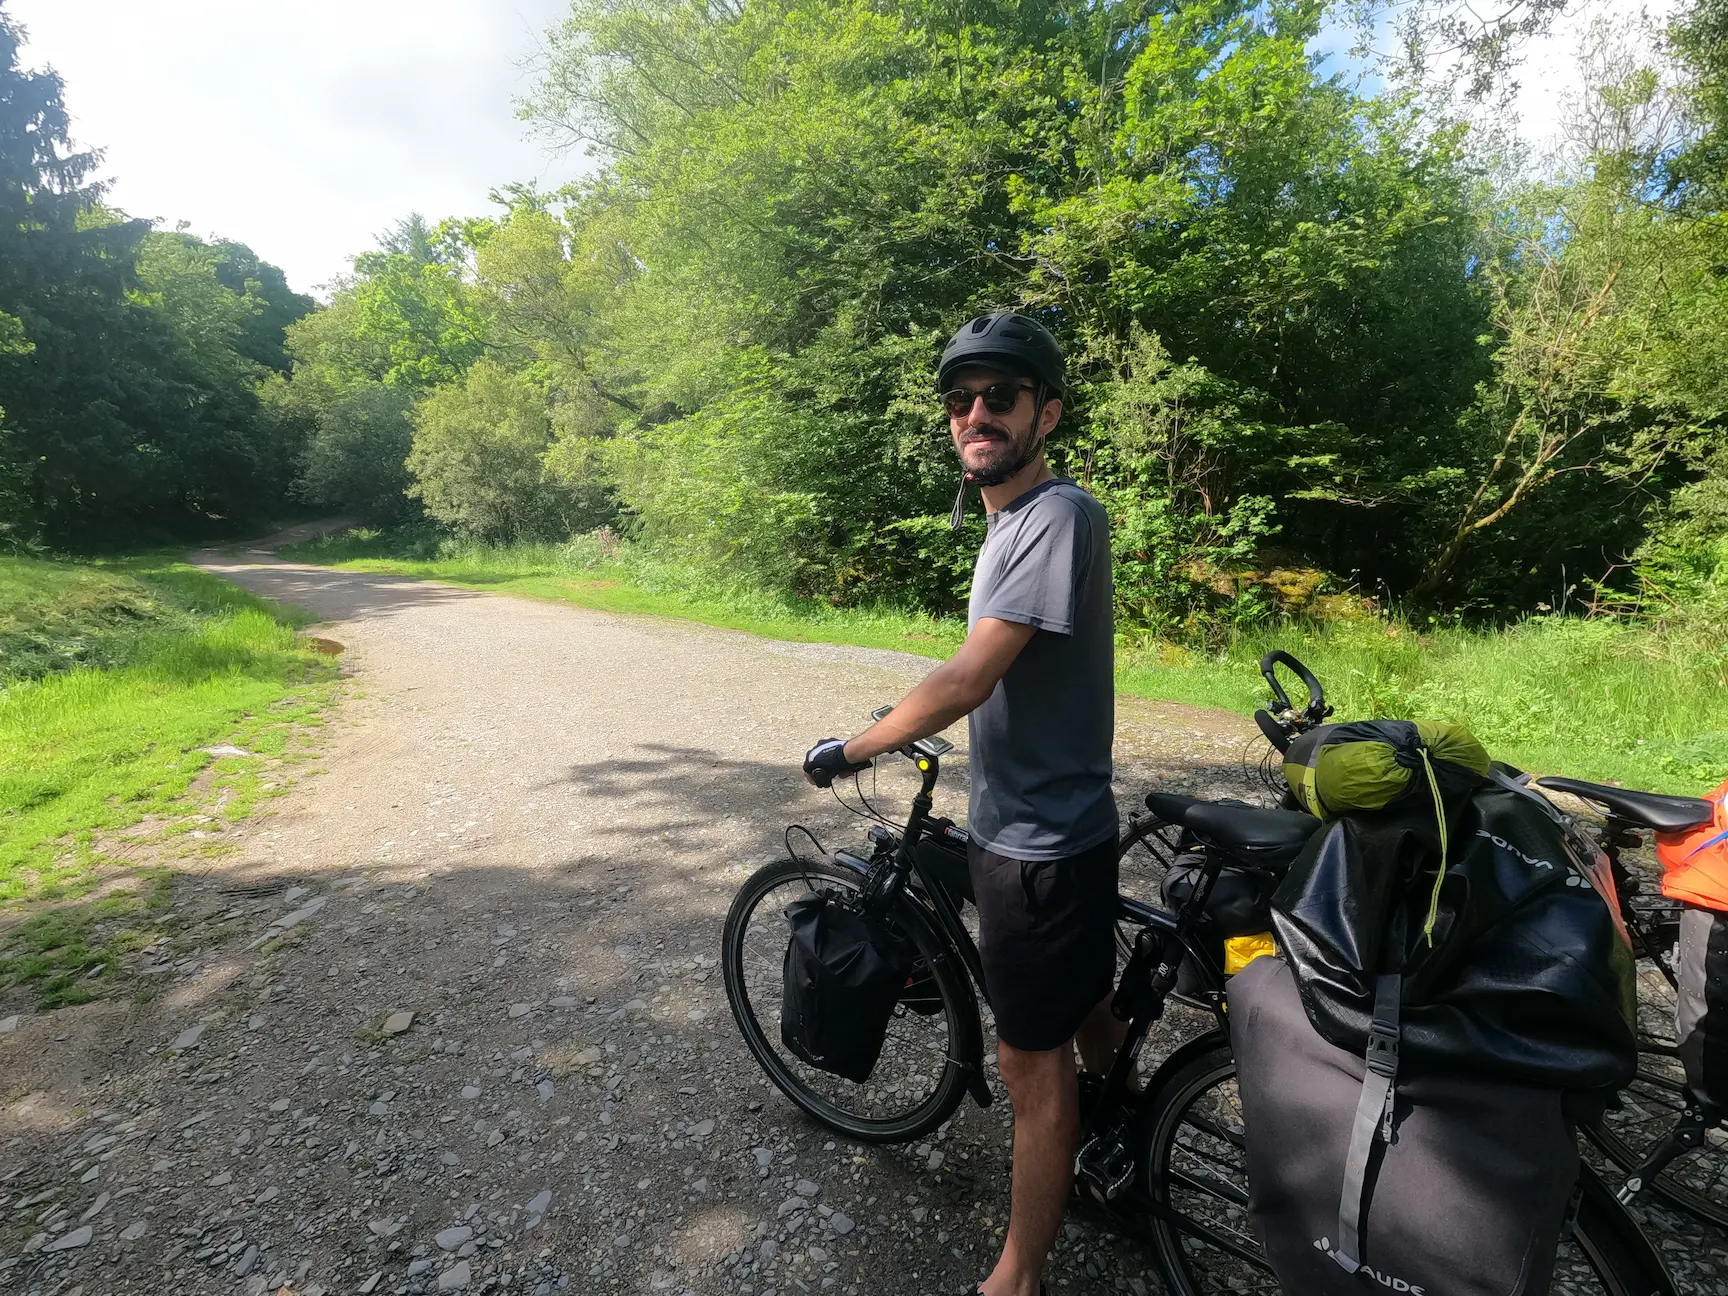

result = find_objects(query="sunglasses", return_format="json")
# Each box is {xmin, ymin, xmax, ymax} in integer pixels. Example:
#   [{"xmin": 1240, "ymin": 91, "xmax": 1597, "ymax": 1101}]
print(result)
[{"xmin": 940, "ymin": 382, "xmax": 1035, "ymax": 418}]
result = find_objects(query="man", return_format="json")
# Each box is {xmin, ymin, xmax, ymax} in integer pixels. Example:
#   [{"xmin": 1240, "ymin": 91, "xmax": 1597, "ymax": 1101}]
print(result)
[{"xmin": 802, "ymin": 312, "xmax": 1121, "ymax": 1296}]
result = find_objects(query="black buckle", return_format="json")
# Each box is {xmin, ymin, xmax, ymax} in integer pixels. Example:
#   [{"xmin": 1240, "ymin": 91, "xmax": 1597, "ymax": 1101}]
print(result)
[{"xmin": 1366, "ymin": 1020, "xmax": 1399, "ymax": 1078}]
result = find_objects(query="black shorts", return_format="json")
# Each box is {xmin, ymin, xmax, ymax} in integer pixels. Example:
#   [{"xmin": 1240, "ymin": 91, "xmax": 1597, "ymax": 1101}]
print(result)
[{"xmin": 968, "ymin": 835, "xmax": 1119, "ymax": 1052}]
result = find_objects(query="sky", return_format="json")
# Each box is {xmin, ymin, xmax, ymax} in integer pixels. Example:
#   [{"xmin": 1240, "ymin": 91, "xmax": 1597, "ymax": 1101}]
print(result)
[
  {"xmin": 9, "ymin": 0, "xmax": 584, "ymax": 297},
  {"xmin": 7, "ymin": 0, "xmax": 1685, "ymax": 300}
]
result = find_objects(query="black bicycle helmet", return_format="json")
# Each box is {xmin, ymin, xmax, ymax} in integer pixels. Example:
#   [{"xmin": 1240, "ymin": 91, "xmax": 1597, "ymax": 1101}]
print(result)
[{"xmin": 937, "ymin": 312, "xmax": 1065, "ymax": 396}]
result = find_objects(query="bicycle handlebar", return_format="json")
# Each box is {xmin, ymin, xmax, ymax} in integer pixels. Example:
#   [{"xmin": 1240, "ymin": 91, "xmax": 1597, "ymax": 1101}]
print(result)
[{"xmin": 1254, "ymin": 650, "xmax": 1331, "ymax": 752}]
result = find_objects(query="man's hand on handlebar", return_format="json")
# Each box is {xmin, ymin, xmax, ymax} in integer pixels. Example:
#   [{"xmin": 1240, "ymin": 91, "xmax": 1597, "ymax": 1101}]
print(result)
[{"xmin": 803, "ymin": 738, "xmax": 872, "ymax": 788}]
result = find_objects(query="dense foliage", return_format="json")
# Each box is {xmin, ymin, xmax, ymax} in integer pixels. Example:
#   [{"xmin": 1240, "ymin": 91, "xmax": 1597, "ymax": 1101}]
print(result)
[
  {"xmin": 272, "ymin": 0, "xmax": 1728, "ymax": 630},
  {"xmin": 0, "ymin": 3, "xmax": 313, "ymax": 544},
  {"xmin": 7, "ymin": 0, "xmax": 1728, "ymax": 634}
]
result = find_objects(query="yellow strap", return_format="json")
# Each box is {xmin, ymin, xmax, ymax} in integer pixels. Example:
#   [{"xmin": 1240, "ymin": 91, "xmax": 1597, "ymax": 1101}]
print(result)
[{"xmin": 1420, "ymin": 748, "xmax": 1449, "ymax": 945}]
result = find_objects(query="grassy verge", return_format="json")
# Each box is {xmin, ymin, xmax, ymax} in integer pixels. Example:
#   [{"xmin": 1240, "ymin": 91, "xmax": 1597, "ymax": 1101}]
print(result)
[
  {"xmin": 1117, "ymin": 617, "xmax": 1728, "ymax": 794},
  {"xmin": 283, "ymin": 529, "xmax": 1728, "ymax": 795},
  {"xmin": 0, "ymin": 552, "xmax": 337, "ymax": 1006}
]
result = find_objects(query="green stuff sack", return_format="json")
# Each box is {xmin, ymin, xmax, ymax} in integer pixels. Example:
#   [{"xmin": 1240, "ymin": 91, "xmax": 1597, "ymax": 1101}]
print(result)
[{"xmin": 1283, "ymin": 719, "xmax": 1490, "ymax": 820}]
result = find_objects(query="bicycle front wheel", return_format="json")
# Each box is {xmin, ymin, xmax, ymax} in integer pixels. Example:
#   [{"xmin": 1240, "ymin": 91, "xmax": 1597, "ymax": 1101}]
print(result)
[
  {"xmin": 1141, "ymin": 1044, "xmax": 1675, "ymax": 1296},
  {"xmin": 721, "ymin": 855, "xmax": 980, "ymax": 1143}
]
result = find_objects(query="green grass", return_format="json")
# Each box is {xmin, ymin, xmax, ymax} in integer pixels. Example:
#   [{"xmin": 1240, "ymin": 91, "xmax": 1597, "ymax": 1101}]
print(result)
[
  {"xmin": 1118, "ymin": 616, "xmax": 1728, "ymax": 794},
  {"xmin": 0, "ymin": 553, "xmax": 338, "ymax": 1005},
  {"xmin": 284, "ymin": 528, "xmax": 1728, "ymax": 796}
]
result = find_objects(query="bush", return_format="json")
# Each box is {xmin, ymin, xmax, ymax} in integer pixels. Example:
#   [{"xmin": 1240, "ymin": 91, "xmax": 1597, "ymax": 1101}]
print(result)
[{"xmin": 408, "ymin": 361, "xmax": 610, "ymax": 543}]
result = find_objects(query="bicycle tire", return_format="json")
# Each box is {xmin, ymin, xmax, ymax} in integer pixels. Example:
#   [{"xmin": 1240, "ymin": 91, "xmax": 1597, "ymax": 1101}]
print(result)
[
  {"xmin": 1116, "ymin": 815, "xmax": 1178, "ymax": 959},
  {"xmin": 1585, "ymin": 1064, "xmax": 1728, "ymax": 1230},
  {"xmin": 721, "ymin": 855, "xmax": 980, "ymax": 1143},
  {"xmin": 1141, "ymin": 1043, "xmax": 1675, "ymax": 1296},
  {"xmin": 1567, "ymin": 1161, "xmax": 1679, "ymax": 1296}
]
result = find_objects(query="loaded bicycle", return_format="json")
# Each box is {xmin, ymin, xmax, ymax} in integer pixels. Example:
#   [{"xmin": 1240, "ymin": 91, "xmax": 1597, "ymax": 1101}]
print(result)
[
  {"xmin": 720, "ymin": 656, "xmax": 1679, "ymax": 1294},
  {"xmin": 1528, "ymin": 776, "xmax": 1728, "ymax": 1226}
]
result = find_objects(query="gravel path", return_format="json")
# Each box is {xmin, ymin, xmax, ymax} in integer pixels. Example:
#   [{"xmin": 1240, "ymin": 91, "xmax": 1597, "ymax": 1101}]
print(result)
[{"xmin": 0, "ymin": 549, "xmax": 1722, "ymax": 1295}]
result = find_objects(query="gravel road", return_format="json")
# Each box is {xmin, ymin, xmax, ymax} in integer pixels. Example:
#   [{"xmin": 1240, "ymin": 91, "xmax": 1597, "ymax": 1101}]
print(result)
[{"xmin": 1, "ymin": 547, "xmax": 1723, "ymax": 1296}]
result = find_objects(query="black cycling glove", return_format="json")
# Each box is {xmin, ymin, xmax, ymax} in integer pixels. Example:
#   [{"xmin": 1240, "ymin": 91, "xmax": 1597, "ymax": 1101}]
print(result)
[{"xmin": 803, "ymin": 738, "xmax": 870, "ymax": 788}]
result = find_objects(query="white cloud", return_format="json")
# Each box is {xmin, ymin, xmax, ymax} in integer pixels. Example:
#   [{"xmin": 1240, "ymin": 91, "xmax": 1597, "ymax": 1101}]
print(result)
[{"xmin": 9, "ymin": 0, "xmax": 586, "ymax": 296}]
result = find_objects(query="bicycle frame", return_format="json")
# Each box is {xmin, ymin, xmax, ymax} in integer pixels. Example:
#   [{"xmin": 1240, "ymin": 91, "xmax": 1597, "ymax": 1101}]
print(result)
[{"xmin": 814, "ymin": 750, "xmax": 1233, "ymax": 1122}]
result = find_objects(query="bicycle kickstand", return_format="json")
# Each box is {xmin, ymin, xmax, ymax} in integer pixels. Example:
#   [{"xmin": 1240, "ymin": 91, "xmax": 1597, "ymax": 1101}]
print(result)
[{"xmin": 1617, "ymin": 1101, "xmax": 1720, "ymax": 1206}]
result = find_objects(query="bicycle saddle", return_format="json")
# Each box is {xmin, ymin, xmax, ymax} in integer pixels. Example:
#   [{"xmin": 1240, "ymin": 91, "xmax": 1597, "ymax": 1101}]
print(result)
[
  {"xmin": 1143, "ymin": 791, "xmax": 1203, "ymax": 824},
  {"xmin": 1535, "ymin": 777, "xmax": 1713, "ymax": 833},
  {"xmin": 1144, "ymin": 789, "xmax": 1320, "ymax": 863},
  {"xmin": 1184, "ymin": 802, "xmax": 1321, "ymax": 862}
]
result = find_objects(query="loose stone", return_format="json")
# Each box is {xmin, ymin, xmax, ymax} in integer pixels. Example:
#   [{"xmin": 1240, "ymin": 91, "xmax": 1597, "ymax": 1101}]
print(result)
[
  {"xmin": 43, "ymin": 1225, "xmax": 93, "ymax": 1252},
  {"xmin": 171, "ymin": 1024, "xmax": 205, "ymax": 1051}
]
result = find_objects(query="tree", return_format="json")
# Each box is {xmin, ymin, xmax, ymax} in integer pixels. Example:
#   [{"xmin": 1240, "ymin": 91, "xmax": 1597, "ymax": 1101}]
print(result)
[
  {"xmin": 406, "ymin": 360, "xmax": 603, "ymax": 542},
  {"xmin": 0, "ymin": 3, "xmax": 311, "ymax": 540},
  {"xmin": 519, "ymin": 0, "xmax": 1497, "ymax": 616},
  {"xmin": 1415, "ymin": 16, "xmax": 1713, "ymax": 598},
  {"xmin": 294, "ymin": 384, "xmax": 418, "ymax": 524}
]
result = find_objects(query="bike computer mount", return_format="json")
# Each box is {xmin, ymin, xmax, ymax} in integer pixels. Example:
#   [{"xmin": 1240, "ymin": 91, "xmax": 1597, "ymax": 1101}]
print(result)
[{"xmin": 869, "ymin": 705, "xmax": 955, "ymax": 760}]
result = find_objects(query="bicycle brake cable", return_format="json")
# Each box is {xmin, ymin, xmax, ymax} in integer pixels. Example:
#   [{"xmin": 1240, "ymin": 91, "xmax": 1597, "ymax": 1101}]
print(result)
[{"xmin": 828, "ymin": 773, "xmax": 893, "ymax": 827}]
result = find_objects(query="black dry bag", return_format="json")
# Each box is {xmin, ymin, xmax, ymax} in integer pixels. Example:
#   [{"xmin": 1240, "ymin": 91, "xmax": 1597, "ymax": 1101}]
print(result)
[{"xmin": 781, "ymin": 891, "xmax": 915, "ymax": 1083}]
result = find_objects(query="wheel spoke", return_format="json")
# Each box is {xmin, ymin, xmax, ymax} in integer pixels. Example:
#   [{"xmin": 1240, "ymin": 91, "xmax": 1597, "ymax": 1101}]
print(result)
[{"xmin": 1169, "ymin": 1164, "xmax": 1250, "ymax": 1209}]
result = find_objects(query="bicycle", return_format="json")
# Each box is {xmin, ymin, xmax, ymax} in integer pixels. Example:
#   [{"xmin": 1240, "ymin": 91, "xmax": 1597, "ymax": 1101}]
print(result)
[
  {"xmin": 1131, "ymin": 653, "xmax": 1728, "ymax": 1233},
  {"xmin": 719, "ymin": 662, "xmax": 1677, "ymax": 1295},
  {"xmin": 1528, "ymin": 774, "xmax": 1728, "ymax": 1229}
]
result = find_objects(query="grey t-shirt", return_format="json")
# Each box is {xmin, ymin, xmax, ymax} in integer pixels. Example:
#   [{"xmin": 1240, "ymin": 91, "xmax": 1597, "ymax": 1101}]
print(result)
[{"xmin": 966, "ymin": 477, "xmax": 1116, "ymax": 860}]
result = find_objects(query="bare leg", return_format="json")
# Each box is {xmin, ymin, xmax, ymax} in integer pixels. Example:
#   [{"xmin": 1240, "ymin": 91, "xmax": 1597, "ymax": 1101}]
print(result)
[
  {"xmin": 980, "ymin": 1040, "xmax": 1076, "ymax": 1296},
  {"xmin": 1074, "ymin": 993, "xmax": 1128, "ymax": 1076}
]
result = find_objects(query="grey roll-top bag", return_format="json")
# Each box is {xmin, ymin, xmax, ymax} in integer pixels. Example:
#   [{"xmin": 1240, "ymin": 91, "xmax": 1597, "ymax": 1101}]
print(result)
[{"xmin": 1229, "ymin": 955, "xmax": 1580, "ymax": 1295}]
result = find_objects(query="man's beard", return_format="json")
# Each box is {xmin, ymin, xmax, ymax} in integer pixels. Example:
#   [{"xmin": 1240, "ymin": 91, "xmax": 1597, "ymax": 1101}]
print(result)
[{"xmin": 959, "ymin": 422, "xmax": 1043, "ymax": 487}]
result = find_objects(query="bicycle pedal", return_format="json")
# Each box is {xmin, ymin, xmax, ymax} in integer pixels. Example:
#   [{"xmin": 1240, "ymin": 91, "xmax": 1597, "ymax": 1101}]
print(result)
[{"xmin": 1075, "ymin": 1131, "xmax": 1136, "ymax": 1202}]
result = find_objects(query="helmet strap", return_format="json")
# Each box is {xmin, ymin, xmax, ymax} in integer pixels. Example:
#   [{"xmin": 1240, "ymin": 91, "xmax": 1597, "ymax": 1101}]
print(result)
[{"xmin": 949, "ymin": 471, "xmax": 969, "ymax": 533}]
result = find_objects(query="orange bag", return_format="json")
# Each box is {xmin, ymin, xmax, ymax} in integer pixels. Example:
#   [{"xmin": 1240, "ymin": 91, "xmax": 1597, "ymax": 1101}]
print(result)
[{"xmin": 1656, "ymin": 777, "xmax": 1728, "ymax": 913}]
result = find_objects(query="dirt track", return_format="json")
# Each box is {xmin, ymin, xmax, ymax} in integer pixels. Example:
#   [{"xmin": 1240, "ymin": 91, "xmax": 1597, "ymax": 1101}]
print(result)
[
  {"xmin": 2, "ymin": 544, "xmax": 1722, "ymax": 1296},
  {"xmin": 0, "ymin": 543, "xmax": 1276, "ymax": 1296}
]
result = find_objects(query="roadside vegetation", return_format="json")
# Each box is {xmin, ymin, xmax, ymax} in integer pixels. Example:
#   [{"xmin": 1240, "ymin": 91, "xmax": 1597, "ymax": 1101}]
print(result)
[
  {"xmin": 5, "ymin": 0, "xmax": 1728, "ymax": 1025},
  {"xmin": 285, "ymin": 528, "xmax": 1728, "ymax": 794},
  {"xmin": 0, "ymin": 554, "xmax": 338, "ymax": 1005}
]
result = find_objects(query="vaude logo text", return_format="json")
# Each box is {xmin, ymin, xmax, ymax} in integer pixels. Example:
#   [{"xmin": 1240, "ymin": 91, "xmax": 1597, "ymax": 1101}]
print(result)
[
  {"xmin": 1312, "ymin": 1238, "xmax": 1427, "ymax": 1293},
  {"xmin": 1476, "ymin": 829, "xmax": 1555, "ymax": 871}
]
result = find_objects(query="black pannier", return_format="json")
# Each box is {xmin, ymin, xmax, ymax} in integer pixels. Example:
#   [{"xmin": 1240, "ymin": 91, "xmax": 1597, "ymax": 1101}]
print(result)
[
  {"xmin": 1271, "ymin": 777, "xmax": 1638, "ymax": 1090},
  {"xmin": 781, "ymin": 891, "xmax": 915, "ymax": 1083}
]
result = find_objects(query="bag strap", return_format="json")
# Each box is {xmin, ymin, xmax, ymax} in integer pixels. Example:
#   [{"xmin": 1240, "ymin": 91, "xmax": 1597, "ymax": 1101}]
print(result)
[{"xmin": 1333, "ymin": 971, "xmax": 1400, "ymax": 1273}]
